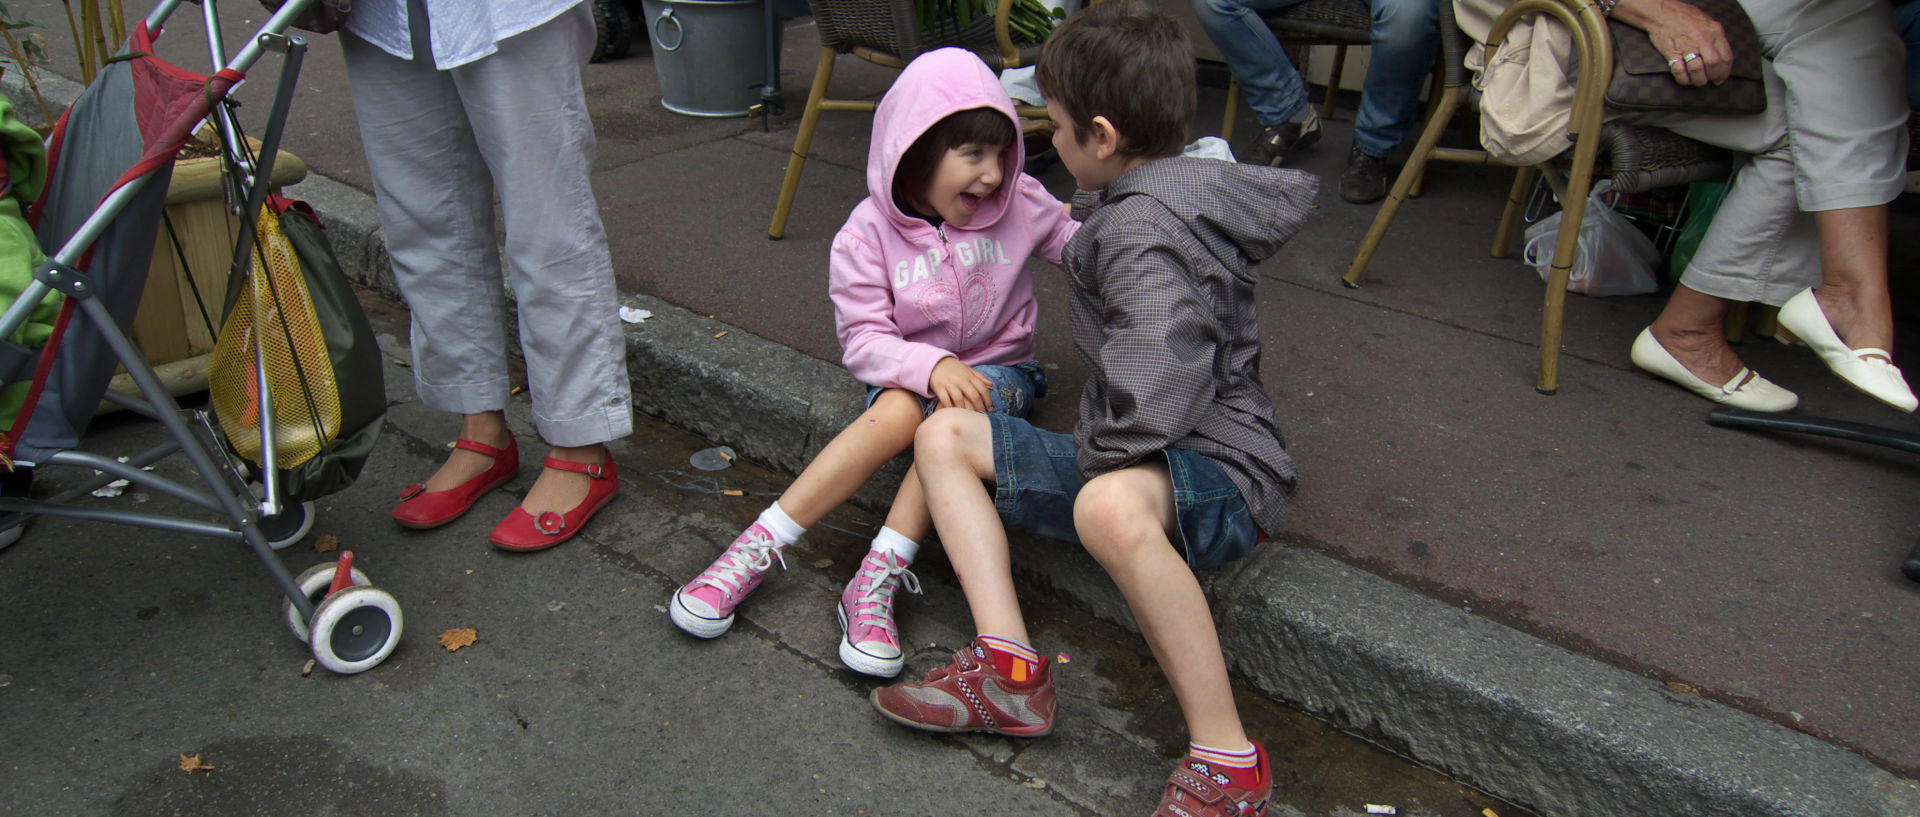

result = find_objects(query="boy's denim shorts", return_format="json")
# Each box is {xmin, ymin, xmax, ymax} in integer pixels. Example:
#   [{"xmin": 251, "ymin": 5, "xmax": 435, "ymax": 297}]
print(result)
[
  {"xmin": 865, "ymin": 361, "xmax": 1049, "ymax": 420},
  {"xmin": 984, "ymin": 413, "xmax": 1262, "ymax": 571}
]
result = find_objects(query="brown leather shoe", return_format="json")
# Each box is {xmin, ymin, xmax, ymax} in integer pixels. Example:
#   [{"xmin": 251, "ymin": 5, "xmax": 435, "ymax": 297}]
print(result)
[{"xmin": 1339, "ymin": 146, "xmax": 1390, "ymax": 204}]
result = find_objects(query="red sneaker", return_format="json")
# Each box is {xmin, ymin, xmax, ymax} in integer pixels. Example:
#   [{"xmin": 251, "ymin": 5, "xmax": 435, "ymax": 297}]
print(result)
[
  {"xmin": 1152, "ymin": 741, "xmax": 1272, "ymax": 817},
  {"xmin": 869, "ymin": 637, "xmax": 1054, "ymax": 737},
  {"xmin": 391, "ymin": 438, "xmax": 519, "ymax": 529},
  {"xmin": 487, "ymin": 456, "xmax": 619, "ymax": 551}
]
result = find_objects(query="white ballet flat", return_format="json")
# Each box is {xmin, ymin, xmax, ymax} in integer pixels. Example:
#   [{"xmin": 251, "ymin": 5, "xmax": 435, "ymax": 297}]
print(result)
[
  {"xmin": 1630, "ymin": 328, "xmax": 1799, "ymax": 411},
  {"xmin": 1776, "ymin": 288, "xmax": 1918, "ymax": 413}
]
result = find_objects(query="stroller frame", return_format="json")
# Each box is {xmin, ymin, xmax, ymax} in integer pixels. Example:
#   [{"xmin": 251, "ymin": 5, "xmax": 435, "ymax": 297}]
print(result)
[{"xmin": 0, "ymin": 0, "xmax": 403, "ymax": 674}]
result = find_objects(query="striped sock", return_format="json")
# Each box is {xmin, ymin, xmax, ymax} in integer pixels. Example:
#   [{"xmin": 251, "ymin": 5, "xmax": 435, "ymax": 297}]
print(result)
[
  {"xmin": 975, "ymin": 634, "xmax": 1041, "ymax": 683},
  {"xmin": 1188, "ymin": 741, "xmax": 1263, "ymax": 789}
]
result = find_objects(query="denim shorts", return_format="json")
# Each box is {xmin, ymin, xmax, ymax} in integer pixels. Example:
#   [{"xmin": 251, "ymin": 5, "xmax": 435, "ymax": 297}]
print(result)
[
  {"xmin": 865, "ymin": 360, "xmax": 1049, "ymax": 420},
  {"xmin": 985, "ymin": 413, "xmax": 1263, "ymax": 571}
]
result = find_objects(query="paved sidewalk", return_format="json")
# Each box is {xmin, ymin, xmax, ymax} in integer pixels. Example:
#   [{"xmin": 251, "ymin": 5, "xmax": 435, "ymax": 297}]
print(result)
[{"xmin": 5, "ymin": 2, "xmax": 1919, "ymax": 815}]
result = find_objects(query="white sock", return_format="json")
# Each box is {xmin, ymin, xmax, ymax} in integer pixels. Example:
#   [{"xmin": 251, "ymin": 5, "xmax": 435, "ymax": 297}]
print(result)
[
  {"xmin": 756, "ymin": 502, "xmax": 806, "ymax": 546},
  {"xmin": 869, "ymin": 526, "xmax": 920, "ymax": 563}
]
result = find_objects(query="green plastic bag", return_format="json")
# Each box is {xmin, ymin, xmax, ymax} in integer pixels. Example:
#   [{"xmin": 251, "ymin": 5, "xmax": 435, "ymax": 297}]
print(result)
[{"xmin": 1668, "ymin": 182, "xmax": 1728, "ymax": 282}]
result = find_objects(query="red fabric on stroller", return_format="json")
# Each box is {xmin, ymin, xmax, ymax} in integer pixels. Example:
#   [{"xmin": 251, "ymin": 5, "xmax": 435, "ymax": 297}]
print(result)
[{"xmin": 5, "ymin": 21, "xmax": 245, "ymax": 462}]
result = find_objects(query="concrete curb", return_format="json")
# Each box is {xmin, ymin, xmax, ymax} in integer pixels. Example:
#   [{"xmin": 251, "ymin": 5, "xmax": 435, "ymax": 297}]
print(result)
[
  {"xmin": 287, "ymin": 179, "xmax": 1920, "ymax": 817},
  {"xmin": 9, "ymin": 71, "xmax": 1917, "ymax": 817}
]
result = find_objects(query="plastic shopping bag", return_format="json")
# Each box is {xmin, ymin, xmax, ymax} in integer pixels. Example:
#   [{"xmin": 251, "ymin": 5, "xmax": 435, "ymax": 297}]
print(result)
[
  {"xmin": 1522, "ymin": 180, "xmax": 1661, "ymax": 297},
  {"xmin": 1667, "ymin": 181, "xmax": 1728, "ymax": 282}
]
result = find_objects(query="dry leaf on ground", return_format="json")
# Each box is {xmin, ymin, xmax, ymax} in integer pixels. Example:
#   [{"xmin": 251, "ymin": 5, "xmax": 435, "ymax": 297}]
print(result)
[
  {"xmin": 177, "ymin": 753, "xmax": 214, "ymax": 773},
  {"xmin": 439, "ymin": 628, "xmax": 477, "ymax": 652},
  {"xmin": 313, "ymin": 534, "xmax": 340, "ymax": 553}
]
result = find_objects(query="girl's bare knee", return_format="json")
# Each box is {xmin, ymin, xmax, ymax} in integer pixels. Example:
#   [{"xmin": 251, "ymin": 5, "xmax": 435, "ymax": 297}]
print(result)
[{"xmin": 915, "ymin": 407, "xmax": 984, "ymax": 466}]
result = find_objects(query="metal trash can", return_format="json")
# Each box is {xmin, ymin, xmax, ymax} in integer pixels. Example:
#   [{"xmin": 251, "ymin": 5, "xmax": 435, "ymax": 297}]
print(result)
[{"xmin": 640, "ymin": 0, "xmax": 769, "ymax": 117}]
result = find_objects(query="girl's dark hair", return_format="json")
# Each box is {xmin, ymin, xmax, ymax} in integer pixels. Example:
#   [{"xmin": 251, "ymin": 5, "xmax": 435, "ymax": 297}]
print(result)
[{"xmin": 892, "ymin": 107, "xmax": 1018, "ymax": 214}]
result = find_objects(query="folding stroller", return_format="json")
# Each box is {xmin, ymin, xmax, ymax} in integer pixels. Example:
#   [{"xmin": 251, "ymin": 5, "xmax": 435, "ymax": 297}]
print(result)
[{"xmin": 0, "ymin": 0, "xmax": 402, "ymax": 674}]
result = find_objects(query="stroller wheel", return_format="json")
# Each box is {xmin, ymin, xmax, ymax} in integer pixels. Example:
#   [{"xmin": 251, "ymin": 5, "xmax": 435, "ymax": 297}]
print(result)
[
  {"xmin": 284, "ymin": 562, "xmax": 372, "ymax": 643},
  {"xmin": 259, "ymin": 500, "xmax": 317, "ymax": 551},
  {"xmin": 309, "ymin": 585, "xmax": 404, "ymax": 675}
]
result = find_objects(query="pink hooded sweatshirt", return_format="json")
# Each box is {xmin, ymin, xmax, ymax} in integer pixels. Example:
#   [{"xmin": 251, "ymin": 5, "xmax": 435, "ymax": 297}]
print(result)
[{"xmin": 829, "ymin": 48, "xmax": 1079, "ymax": 397}]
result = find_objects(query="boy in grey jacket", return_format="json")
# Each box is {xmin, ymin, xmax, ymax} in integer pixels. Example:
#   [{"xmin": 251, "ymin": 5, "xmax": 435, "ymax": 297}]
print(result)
[{"xmin": 868, "ymin": 2, "xmax": 1318, "ymax": 814}]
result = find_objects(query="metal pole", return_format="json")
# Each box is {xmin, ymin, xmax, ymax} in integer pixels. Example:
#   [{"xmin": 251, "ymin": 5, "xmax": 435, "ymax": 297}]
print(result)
[
  {"xmin": 0, "ymin": 498, "xmax": 245, "ymax": 539},
  {"xmin": 144, "ymin": 0, "xmax": 192, "ymax": 33},
  {"xmin": 230, "ymin": 0, "xmax": 317, "ymax": 75},
  {"xmin": 69, "ymin": 293, "xmax": 311, "ymax": 621},
  {"xmin": 46, "ymin": 450, "xmax": 231, "ymax": 514},
  {"xmin": 203, "ymin": 0, "xmax": 229, "ymax": 77}
]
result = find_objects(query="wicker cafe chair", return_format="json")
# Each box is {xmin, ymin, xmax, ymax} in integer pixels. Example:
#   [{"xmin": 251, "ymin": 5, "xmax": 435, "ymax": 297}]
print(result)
[
  {"xmin": 1341, "ymin": 0, "xmax": 1730, "ymax": 394},
  {"xmin": 1218, "ymin": 0, "xmax": 1373, "ymax": 142},
  {"xmin": 768, "ymin": 0, "xmax": 1048, "ymax": 239}
]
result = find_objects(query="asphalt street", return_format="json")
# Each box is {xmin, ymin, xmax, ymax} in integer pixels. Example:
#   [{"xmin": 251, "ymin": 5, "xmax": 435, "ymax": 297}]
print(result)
[{"xmin": 0, "ymin": 293, "xmax": 1528, "ymax": 817}]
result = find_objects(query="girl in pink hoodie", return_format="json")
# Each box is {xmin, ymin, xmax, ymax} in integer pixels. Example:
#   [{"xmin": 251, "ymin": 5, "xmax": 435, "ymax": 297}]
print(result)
[{"xmin": 670, "ymin": 48, "xmax": 1078, "ymax": 677}]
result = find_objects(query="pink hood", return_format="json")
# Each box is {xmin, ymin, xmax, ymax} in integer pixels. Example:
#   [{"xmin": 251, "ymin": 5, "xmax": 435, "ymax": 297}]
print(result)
[{"xmin": 829, "ymin": 48, "xmax": 1079, "ymax": 396}]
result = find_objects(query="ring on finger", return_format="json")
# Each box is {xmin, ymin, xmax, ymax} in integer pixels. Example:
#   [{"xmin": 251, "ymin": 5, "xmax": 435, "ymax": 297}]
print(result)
[
  {"xmin": 1667, "ymin": 56, "xmax": 1683, "ymax": 66},
  {"xmin": 1682, "ymin": 51, "xmax": 1702, "ymax": 62}
]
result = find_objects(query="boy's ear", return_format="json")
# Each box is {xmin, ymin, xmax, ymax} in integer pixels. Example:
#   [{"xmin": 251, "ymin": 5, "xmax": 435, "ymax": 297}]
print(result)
[{"xmin": 1089, "ymin": 115, "xmax": 1123, "ymax": 161}]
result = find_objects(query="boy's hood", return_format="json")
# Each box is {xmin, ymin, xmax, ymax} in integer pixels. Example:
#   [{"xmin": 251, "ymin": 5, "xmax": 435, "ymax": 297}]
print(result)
[
  {"xmin": 868, "ymin": 48, "xmax": 1024, "ymax": 230},
  {"xmin": 1101, "ymin": 156, "xmax": 1320, "ymax": 280}
]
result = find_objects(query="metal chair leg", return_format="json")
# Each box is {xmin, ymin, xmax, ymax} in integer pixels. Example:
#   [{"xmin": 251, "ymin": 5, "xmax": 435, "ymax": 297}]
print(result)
[
  {"xmin": 1724, "ymin": 301, "xmax": 1750, "ymax": 343},
  {"xmin": 1754, "ymin": 304, "xmax": 1780, "ymax": 341},
  {"xmin": 1343, "ymin": 85, "xmax": 1461, "ymax": 287},
  {"xmin": 1321, "ymin": 44, "xmax": 1347, "ymax": 120},
  {"xmin": 768, "ymin": 46, "xmax": 837, "ymax": 240},
  {"xmin": 1222, "ymin": 79, "xmax": 1241, "ymax": 143},
  {"xmin": 1492, "ymin": 166, "xmax": 1538, "ymax": 259}
]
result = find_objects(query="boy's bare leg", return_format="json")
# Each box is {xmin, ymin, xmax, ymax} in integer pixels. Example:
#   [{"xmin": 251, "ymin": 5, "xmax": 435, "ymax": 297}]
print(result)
[
  {"xmin": 913, "ymin": 408, "xmax": 1029, "ymax": 644},
  {"xmin": 776, "ymin": 390, "xmax": 925, "ymax": 527},
  {"xmin": 1075, "ymin": 464, "xmax": 1249, "ymax": 750}
]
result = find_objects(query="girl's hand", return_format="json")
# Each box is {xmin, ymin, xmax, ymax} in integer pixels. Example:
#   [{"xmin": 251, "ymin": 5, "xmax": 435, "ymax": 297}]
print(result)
[
  {"xmin": 929, "ymin": 357, "xmax": 994, "ymax": 412},
  {"xmin": 1615, "ymin": 0, "xmax": 1732, "ymax": 87}
]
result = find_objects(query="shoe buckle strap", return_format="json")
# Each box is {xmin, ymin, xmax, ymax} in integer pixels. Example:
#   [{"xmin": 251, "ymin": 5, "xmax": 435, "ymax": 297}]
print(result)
[
  {"xmin": 534, "ymin": 511, "xmax": 567, "ymax": 535},
  {"xmin": 542, "ymin": 456, "xmax": 607, "ymax": 478},
  {"xmin": 454, "ymin": 438, "xmax": 511, "ymax": 458},
  {"xmin": 1167, "ymin": 768, "xmax": 1229, "ymax": 806},
  {"xmin": 1854, "ymin": 347, "xmax": 1895, "ymax": 365}
]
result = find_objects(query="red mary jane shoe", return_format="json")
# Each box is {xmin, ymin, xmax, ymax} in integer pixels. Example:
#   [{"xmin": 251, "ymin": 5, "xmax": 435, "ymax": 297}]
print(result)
[
  {"xmin": 392, "ymin": 439, "xmax": 520, "ymax": 529},
  {"xmin": 487, "ymin": 456, "xmax": 620, "ymax": 552}
]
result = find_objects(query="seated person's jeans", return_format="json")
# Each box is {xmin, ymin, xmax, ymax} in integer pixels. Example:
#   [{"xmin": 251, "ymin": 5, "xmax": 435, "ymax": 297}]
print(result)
[{"xmin": 1190, "ymin": 0, "xmax": 1438, "ymax": 156}]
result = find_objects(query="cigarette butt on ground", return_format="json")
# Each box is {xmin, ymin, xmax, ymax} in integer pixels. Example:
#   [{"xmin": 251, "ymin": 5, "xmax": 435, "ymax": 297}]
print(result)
[
  {"xmin": 723, "ymin": 489, "xmax": 744, "ymax": 496},
  {"xmin": 713, "ymin": 331, "xmax": 728, "ymax": 339}
]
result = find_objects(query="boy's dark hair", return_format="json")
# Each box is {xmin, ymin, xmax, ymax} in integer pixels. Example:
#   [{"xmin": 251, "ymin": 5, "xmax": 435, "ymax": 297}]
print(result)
[
  {"xmin": 893, "ymin": 107, "xmax": 1018, "ymax": 213},
  {"xmin": 1035, "ymin": 0, "xmax": 1195, "ymax": 159}
]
